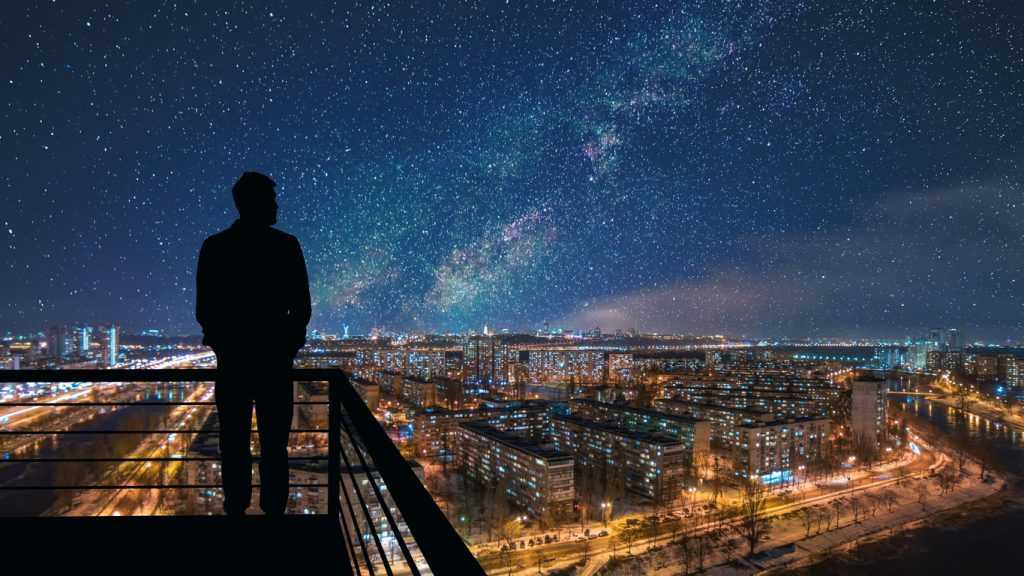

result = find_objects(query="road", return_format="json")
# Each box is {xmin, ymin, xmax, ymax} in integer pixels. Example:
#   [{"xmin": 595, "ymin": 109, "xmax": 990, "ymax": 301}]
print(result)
[
  {"xmin": 0, "ymin": 352, "xmax": 217, "ymax": 516},
  {"xmin": 476, "ymin": 428, "xmax": 962, "ymax": 576}
]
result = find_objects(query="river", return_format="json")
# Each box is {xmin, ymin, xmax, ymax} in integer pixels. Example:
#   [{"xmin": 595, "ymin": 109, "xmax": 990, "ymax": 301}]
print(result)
[{"xmin": 785, "ymin": 384, "xmax": 1024, "ymax": 575}]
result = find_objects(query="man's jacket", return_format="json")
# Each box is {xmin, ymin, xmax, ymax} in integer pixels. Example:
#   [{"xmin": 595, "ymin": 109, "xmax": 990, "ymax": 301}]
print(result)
[{"xmin": 196, "ymin": 219, "xmax": 311, "ymax": 358}]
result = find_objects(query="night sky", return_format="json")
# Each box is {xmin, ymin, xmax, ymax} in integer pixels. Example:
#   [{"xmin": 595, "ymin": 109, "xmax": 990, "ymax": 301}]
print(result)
[{"xmin": 2, "ymin": 1, "xmax": 1022, "ymax": 340}]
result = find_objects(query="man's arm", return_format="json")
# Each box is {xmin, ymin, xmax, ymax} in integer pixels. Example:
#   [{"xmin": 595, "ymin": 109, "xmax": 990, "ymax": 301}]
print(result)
[
  {"xmin": 195, "ymin": 239, "xmax": 216, "ymax": 348},
  {"xmin": 289, "ymin": 236, "xmax": 312, "ymax": 352}
]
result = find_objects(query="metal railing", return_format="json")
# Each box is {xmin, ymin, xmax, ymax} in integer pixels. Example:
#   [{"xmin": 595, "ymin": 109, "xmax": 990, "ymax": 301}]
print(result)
[{"xmin": 0, "ymin": 368, "xmax": 483, "ymax": 575}]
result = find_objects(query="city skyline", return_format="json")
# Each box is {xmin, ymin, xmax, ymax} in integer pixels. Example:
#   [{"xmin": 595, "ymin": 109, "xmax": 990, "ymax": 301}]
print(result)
[{"xmin": 3, "ymin": 2, "xmax": 1022, "ymax": 339}]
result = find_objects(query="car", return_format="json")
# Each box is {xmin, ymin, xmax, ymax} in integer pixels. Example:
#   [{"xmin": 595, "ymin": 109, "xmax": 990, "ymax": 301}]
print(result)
[{"xmin": 598, "ymin": 530, "xmax": 609, "ymax": 537}]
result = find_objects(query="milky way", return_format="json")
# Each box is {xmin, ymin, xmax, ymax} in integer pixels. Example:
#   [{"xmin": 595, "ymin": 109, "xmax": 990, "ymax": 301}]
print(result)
[{"xmin": 2, "ymin": 1, "xmax": 1022, "ymax": 339}]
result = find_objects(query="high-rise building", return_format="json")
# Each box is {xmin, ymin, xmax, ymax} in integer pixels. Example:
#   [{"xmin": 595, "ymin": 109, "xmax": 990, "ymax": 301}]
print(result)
[
  {"xmin": 79, "ymin": 326, "xmax": 92, "ymax": 355},
  {"xmin": 105, "ymin": 325, "xmax": 119, "ymax": 367},
  {"xmin": 46, "ymin": 325, "xmax": 72, "ymax": 359},
  {"xmin": 905, "ymin": 340, "xmax": 938, "ymax": 371},
  {"xmin": 945, "ymin": 328, "xmax": 963, "ymax": 351},
  {"xmin": 462, "ymin": 335, "xmax": 508, "ymax": 389},
  {"xmin": 1006, "ymin": 357, "xmax": 1023, "ymax": 389},
  {"xmin": 519, "ymin": 348, "xmax": 608, "ymax": 386},
  {"xmin": 733, "ymin": 417, "xmax": 831, "ymax": 483},
  {"xmin": 850, "ymin": 376, "xmax": 887, "ymax": 446},
  {"xmin": 972, "ymin": 354, "xmax": 999, "ymax": 382}
]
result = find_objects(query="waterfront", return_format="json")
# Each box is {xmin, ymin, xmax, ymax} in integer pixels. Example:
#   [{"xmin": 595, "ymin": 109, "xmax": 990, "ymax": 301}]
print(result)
[{"xmin": 782, "ymin": 394, "xmax": 1024, "ymax": 575}]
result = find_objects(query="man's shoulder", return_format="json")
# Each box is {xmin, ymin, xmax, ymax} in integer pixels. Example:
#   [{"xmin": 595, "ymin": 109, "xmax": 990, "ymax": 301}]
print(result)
[
  {"xmin": 266, "ymin": 227, "xmax": 298, "ymax": 244},
  {"xmin": 201, "ymin": 228, "xmax": 231, "ymax": 249},
  {"xmin": 201, "ymin": 224, "xmax": 299, "ymax": 251}
]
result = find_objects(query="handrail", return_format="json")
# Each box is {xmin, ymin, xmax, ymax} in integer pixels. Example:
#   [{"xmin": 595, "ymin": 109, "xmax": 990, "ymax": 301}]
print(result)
[
  {"xmin": 0, "ymin": 368, "xmax": 484, "ymax": 575},
  {"xmin": 331, "ymin": 370, "xmax": 485, "ymax": 575}
]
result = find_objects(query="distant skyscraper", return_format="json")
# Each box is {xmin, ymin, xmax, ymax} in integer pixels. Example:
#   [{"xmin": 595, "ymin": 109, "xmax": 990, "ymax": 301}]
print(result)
[
  {"xmin": 343, "ymin": 324, "xmax": 349, "ymax": 339},
  {"xmin": 463, "ymin": 335, "xmax": 507, "ymax": 389},
  {"xmin": 80, "ymin": 326, "xmax": 92, "ymax": 355},
  {"xmin": 106, "ymin": 325, "xmax": 119, "ymax": 367},
  {"xmin": 46, "ymin": 325, "xmax": 71, "ymax": 359},
  {"xmin": 945, "ymin": 328, "xmax": 962, "ymax": 351}
]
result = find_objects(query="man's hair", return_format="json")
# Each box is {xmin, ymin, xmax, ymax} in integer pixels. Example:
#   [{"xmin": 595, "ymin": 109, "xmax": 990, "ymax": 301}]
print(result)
[{"xmin": 231, "ymin": 171, "xmax": 276, "ymax": 211}]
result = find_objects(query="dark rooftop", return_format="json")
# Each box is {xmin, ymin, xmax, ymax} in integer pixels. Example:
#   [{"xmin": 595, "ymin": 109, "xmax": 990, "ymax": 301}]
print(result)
[
  {"xmin": 552, "ymin": 413, "xmax": 684, "ymax": 446},
  {"xmin": 459, "ymin": 420, "xmax": 572, "ymax": 462}
]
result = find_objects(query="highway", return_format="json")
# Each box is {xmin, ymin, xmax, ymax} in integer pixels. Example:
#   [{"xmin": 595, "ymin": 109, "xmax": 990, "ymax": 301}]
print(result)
[{"xmin": 0, "ymin": 352, "xmax": 216, "ymax": 516}]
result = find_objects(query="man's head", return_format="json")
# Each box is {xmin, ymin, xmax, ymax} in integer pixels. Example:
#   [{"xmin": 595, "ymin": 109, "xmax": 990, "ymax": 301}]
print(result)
[{"xmin": 231, "ymin": 171, "xmax": 278, "ymax": 225}]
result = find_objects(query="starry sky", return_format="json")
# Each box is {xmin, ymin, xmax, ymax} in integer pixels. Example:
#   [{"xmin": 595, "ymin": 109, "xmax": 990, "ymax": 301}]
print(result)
[{"xmin": 2, "ymin": 1, "xmax": 1022, "ymax": 340}]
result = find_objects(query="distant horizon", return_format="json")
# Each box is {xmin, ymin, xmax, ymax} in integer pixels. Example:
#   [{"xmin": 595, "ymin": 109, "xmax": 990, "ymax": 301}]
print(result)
[{"xmin": 4, "ymin": 323, "xmax": 1023, "ymax": 347}]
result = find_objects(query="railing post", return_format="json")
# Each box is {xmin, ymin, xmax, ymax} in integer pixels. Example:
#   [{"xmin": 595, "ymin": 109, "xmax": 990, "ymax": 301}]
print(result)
[{"xmin": 327, "ymin": 375, "xmax": 341, "ymax": 519}]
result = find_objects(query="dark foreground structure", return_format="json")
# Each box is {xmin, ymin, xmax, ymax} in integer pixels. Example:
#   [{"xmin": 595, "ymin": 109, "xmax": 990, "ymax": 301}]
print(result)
[{"xmin": 0, "ymin": 369, "xmax": 484, "ymax": 575}]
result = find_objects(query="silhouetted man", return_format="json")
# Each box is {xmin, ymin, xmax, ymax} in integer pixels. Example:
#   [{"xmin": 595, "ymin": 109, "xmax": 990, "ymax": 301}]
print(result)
[{"xmin": 196, "ymin": 171, "xmax": 311, "ymax": 516}]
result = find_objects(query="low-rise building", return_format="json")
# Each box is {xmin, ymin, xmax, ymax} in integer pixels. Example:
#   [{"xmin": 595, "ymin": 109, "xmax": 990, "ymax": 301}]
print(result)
[
  {"xmin": 455, "ymin": 421, "xmax": 574, "ymax": 517},
  {"xmin": 550, "ymin": 414, "xmax": 687, "ymax": 502},
  {"xmin": 653, "ymin": 397, "xmax": 772, "ymax": 448},
  {"xmin": 412, "ymin": 401, "xmax": 551, "ymax": 459}
]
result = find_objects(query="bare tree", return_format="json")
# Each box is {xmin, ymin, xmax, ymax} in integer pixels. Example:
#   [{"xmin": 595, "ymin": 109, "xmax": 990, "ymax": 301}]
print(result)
[
  {"xmin": 865, "ymin": 492, "xmax": 882, "ymax": 518},
  {"xmin": 736, "ymin": 479, "xmax": 771, "ymax": 556},
  {"xmin": 694, "ymin": 529, "xmax": 708, "ymax": 571},
  {"xmin": 701, "ymin": 454, "xmax": 724, "ymax": 506},
  {"xmin": 880, "ymin": 489, "xmax": 898, "ymax": 513},
  {"xmin": 849, "ymin": 496, "xmax": 863, "ymax": 524},
  {"xmin": 643, "ymin": 514, "xmax": 660, "ymax": 552},
  {"xmin": 936, "ymin": 467, "xmax": 958, "ymax": 495},
  {"xmin": 675, "ymin": 524, "xmax": 693, "ymax": 575},
  {"xmin": 498, "ymin": 519, "xmax": 522, "ymax": 576},
  {"xmin": 801, "ymin": 506, "xmax": 816, "ymax": 537},
  {"xmin": 618, "ymin": 522, "xmax": 641, "ymax": 555},
  {"xmin": 829, "ymin": 499, "xmax": 844, "ymax": 530},
  {"xmin": 976, "ymin": 439, "xmax": 994, "ymax": 481}
]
